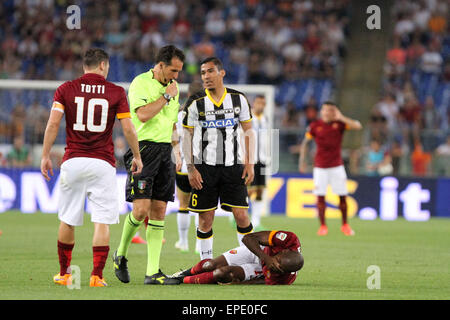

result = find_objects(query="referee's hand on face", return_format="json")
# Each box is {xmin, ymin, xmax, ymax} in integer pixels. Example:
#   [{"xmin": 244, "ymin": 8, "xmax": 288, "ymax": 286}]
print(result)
[{"xmin": 188, "ymin": 165, "xmax": 203, "ymax": 190}]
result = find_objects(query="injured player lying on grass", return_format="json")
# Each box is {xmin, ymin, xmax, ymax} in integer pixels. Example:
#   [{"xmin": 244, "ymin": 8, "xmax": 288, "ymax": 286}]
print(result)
[{"xmin": 171, "ymin": 230, "xmax": 304, "ymax": 285}]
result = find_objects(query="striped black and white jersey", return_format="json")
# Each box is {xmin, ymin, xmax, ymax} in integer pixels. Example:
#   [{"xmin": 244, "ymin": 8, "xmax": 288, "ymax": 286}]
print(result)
[
  {"xmin": 182, "ymin": 88, "xmax": 252, "ymax": 166},
  {"xmin": 252, "ymin": 113, "xmax": 269, "ymax": 165}
]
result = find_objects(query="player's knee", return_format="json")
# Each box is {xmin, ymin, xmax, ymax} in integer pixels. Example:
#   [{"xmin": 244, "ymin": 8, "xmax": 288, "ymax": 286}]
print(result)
[
  {"xmin": 132, "ymin": 208, "xmax": 147, "ymax": 221},
  {"xmin": 213, "ymin": 266, "xmax": 233, "ymax": 283},
  {"xmin": 233, "ymin": 209, "xmax": 249, "ymax": 225}
]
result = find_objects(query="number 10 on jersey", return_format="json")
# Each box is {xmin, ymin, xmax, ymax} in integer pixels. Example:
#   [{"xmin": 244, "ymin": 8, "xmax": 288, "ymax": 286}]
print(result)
[{"xmin": 73, "ymin": 97, "xmax": 109, "ymax": 133}]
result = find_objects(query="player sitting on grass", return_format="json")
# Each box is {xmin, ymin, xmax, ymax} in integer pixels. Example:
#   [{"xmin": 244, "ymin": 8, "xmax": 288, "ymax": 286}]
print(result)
[{"xmin": 171, "ymin": 230, "xmax": 304, "ymax": 285}]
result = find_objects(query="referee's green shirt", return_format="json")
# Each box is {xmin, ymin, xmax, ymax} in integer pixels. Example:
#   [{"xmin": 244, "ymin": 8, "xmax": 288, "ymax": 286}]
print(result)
[{"xmin": 128, "ymin": 69, "xmax": 179, "ymax": 143}]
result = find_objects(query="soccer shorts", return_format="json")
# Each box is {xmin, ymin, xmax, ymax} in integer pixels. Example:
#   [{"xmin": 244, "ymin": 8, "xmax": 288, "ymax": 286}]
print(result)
[
  {"xmin": 188, "ymin": 164, "xmax": 249, "ymax": 213},
  {"xmin": 250, "ymin": 162, "xmax": 267, "ymax": 187},
  {"xmin": 58, "ymin": 157, "xmax": 119, "ymax": 226},
  {"xmin": 222, "ymin": 245, "xmax": 264, "ymax": 281},
  {"xmin": 313, "ymin": 165, "xmax": 348, "ymax": 196},
  {"xmin": 124, "ymin": 141, "xmax": 175, "ymax": 203},
  {"xmin": 176, "ymin": 172, "xmax": 192, "ymax": 194}
]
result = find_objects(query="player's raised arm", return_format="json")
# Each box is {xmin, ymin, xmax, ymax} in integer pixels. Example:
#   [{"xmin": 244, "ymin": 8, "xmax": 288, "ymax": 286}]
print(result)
[
  {"xmin": 41, "ymin": 108, "xmax": 64, "ymax": 181},
  {"xmin": 334, "ymin": 107, "xmax": 362, "ymax": 130}
]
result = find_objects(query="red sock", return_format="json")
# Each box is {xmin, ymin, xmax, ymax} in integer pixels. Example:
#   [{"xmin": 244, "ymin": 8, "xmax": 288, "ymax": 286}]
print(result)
[
  {"xmin": 57, "ymin": 241, "xmax": 74, "ymax": 276},
  {"xmin": 339, "ymin": 196, "xmax": 348, "ymax": 225},
  {"xmin": 317, "ymin": 196, "xmax": 326, "ymax": 226},
  {"xmin": 183, "ymin": 271, "xmax": 215, "ymax": 284},
  {"xmin": 190, "ymin": 259, "xmax": 212, "ymax": 275},
  {"xmin": 92, "ymin": 246, "xmax": 110, "ymax": 278}
]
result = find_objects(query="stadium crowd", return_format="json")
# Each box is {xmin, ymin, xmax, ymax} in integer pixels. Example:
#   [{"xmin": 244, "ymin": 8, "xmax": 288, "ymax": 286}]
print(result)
[
  {"xmin": 359, "ymin": 0, "xmax": 450, "ymax": 176},
  {"xmin": 0, "ymin": 0, "xmax": 448, "ymax": 177}
]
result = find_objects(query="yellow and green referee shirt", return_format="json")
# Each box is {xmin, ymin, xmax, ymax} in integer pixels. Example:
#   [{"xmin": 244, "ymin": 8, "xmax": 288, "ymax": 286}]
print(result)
[{"xmin": 128, "ymin": 69, "xmax": 179, "ymax": 143}]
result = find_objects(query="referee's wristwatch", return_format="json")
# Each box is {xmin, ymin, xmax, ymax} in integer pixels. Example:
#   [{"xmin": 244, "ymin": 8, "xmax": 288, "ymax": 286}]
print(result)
[{"xmin": 163, "ymin": 93, "xmax": 172, "ymax": 102}]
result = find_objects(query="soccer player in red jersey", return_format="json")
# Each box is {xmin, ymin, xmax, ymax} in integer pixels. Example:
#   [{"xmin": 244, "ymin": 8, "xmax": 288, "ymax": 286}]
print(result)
[
  {"xmin": 299, "ymin": 102, "xmax": 362, "ymax": 236},
  {"xmin": 40, "ymin": 48, "xmax": 143, "ymax": 287},
  {"xmin": 171, "ymin": 231, "xmax": 303, "ymax": 285}
]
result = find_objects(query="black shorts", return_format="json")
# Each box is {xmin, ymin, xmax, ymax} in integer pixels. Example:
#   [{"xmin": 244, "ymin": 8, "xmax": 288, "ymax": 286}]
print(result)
[
  {"xmin": 176, "ymin": 172, "xmax": 192, "ymax": 194},
  {"xmin": 251, "ymin": 162, "xmax": 267, "ymax": 187},
  {"xmin": 188, "ymin": 164, "xmax": 249, "ymax": 213},
  {"xmin": 124, "ymin": 141, "xmax": 175, "ymax": 203}
]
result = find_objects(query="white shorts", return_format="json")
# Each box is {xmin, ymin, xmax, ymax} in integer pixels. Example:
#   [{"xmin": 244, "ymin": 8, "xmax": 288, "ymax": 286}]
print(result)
[
  {"xmin": 222, "ymin": 245, "xmax": 264, "ymax": 281},
  {"xmin": 58, "ymin": 157, "xmax": 119, "ymax": 226},
  {"xmin": 313, "ymin": 165, "xmax": 348, "ymax": 196}
]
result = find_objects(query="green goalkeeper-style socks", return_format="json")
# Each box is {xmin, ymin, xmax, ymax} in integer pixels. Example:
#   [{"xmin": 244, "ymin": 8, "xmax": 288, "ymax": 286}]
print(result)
[
  {"xmin": 146, "ymin": 219, "xmax": 165, "ymax": 276},
  {"xmin": 117, "ymin": 212, "xmax": 143, "ymax": 258}
]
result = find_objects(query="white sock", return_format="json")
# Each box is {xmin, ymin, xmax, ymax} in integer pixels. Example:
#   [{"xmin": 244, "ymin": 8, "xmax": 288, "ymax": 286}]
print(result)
[
  {"xmin": 197, "ymin": 228, "xmax": 213, "ymax": 260},
  {"xmin": 177, "ymin": 211, "xmax": 190, "ymax": 247},
  {"xmin": 251, "ymin": 200, "xmax": 264, "ymax": 227}
]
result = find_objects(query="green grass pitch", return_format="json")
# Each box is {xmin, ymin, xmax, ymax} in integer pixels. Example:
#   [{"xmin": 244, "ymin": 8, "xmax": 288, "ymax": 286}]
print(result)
[{"xmin": 0, "ymin": 210, "xmax": 449, "ymax": 300}]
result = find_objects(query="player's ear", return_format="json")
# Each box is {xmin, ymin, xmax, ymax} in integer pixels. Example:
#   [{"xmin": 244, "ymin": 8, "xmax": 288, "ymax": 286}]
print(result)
[{"xmin": 220, "ymin": 69, "xmax": 226, "ymax": 78}]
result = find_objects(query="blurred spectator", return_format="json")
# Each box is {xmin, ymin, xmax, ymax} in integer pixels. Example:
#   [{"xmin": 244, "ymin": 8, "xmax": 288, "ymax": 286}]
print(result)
[
  {"xmin": 10, "ymin": 104, "xmax": 26, "ymax": 141},
  {"xmin": 411, "ymin": 140, "xmax": 432, "ymax": 176},
  {"xmin": 364, "ymin": 140, "xmax": 385, "ymax": 176},
  {"xmin": 368, "ymin": 108, "xmax": 388, "ymax": 145},
  {"xmin": 390, "ymin": 139, "xmax": 405, "ymax": 175},
  {"xmin": 25, "ymin": 101, "xmax": 49, "ymax": 145},
  {"xmin": 7, "ymin": 135, "xmax": 31, "ymax": 168},
  {"xmin": 421, "ymin": 96, "xmax": 440, "ymax": 130},
  {"xmin": 375, "ymin": 93, "xmax": 399, "ymax": 131},
  {"xmin": 435, "ymin": 136, "xmax": 450, "ymax": 156},
  {"xmin": 420, "ymin": 43, "xmax": 443, "ymax": 74}
]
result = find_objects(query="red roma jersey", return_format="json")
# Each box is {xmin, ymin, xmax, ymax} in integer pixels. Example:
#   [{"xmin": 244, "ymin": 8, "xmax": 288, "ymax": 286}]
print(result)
[
  {"xmin": 52, "ymin": 73, "xmax": 131, "ymax": 167},
  {"xmin": 262, "ymin": 231, "xmax": 301, "ymax": 285},
  {"xmin": 306, "ymin": 119, "xmax": 347, "ymax": 168}
]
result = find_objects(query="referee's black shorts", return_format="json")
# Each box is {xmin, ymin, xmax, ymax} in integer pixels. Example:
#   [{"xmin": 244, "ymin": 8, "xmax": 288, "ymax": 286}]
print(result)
[
  {"xmin": 188, "ymin": 164, "xmax": 249, "ymax": 213},
  {"xmin": 250, "ymin": 162, "xmax": 267, "ymax": 187},
  {"xmin": 124, "ymin": 141, "xmax": 175, "ymax": 203}
]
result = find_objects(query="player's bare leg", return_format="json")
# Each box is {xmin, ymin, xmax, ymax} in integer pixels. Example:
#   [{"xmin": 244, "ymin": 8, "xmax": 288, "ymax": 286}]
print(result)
[
  {"xmin": 197, "ymin": 210, "xmax": 215, "ymax": 259},
  {"xmin": 232, "ymin": 207, "xmax": 253, "ymax": 246}
]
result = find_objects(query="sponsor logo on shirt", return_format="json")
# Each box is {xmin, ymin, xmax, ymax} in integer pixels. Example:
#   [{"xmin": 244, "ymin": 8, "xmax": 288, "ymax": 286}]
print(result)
[
  {"xmin": 229, "ymin": 250, "xmax": 237, "ymax": 254},
  {"xmin": 199, "ymin": 118, "xmax": 238, "ymax": 128}
]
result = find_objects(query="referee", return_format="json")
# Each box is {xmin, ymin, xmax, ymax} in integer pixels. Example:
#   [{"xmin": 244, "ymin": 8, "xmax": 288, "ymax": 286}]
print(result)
[
  {"xmin": 183, "ymin": 57, "xmax": 255, "ymax": 260},
  {"xmin": 113, "ymin": 45, "xmax": 184, "ymax": 285}
]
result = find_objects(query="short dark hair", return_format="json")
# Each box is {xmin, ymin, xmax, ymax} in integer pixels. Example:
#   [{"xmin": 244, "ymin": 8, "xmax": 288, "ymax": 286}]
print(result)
[
  {"xmin": 200, "ymin": 57, "xmax": 224, "ymax": 70},
  {"xmin": 322, "ymin": 101, "xmax": 338, "ymax": 108},
  {"xmin": 155, "ymin": 45, "xmax": 185, "ymax": 65},
  {"xmin": 83, "ymin": 48, "xmax": 109, "ymax": 68}
]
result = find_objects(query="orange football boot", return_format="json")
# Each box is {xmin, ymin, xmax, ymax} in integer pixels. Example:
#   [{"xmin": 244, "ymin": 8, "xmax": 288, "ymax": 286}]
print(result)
[
  {"xmin": 53, "ymin": 273, "xmax": 72, "ymax": 286},
  {"xmin": 341, "ymin": 223, "xmax": 355, "ymax": 236},
  {"xmin": 90, "ymin": 275, "xmax": 108, "ymax": 287},
  {"xmin": 317, "ymin": 225, "xmax": 328, "ymax": 236}
]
